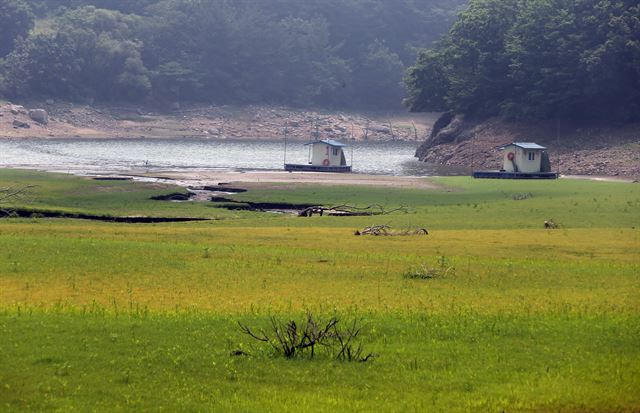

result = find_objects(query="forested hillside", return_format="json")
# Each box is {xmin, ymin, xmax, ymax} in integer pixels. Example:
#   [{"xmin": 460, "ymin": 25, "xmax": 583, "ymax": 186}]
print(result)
[
  {"xmin": 405, "ymin": 0, "xmax": 640, "ymax": 122},
  {"xmin": 0, "ymin": 0, "xmax": 465, "ymax": 109}
]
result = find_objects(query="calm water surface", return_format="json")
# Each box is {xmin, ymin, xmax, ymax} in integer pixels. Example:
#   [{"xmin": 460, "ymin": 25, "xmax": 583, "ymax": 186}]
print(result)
[{"xmin": 0, "ymin": 138, "xmax": 470, "ymax": 176}]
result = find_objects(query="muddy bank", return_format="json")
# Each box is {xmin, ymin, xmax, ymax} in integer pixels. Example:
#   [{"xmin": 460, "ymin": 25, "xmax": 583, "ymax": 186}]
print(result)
[
  {"xmin": 415, "ymin": 115, "xmax": 640, "ymax": 178},
  {"xmin": 5, "ymin": 208, "xmax": 211, "ymax": 223},
  {"xmin": 0, "ymin": 100, "xmax": 437, "ymax": 142},
  {"xmin": 140, "ymin": 171, "xmax": 441, "ymax": 189},
  {"xmin": 209, "ymin": 196, "xmax": 317, "ymax": 213}
]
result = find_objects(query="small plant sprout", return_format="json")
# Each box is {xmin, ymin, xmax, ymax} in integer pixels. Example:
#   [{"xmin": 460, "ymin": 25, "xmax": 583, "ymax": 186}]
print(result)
[{"xmin": 403, "ymin": 256, "xmax": 455, "ymax": 280}]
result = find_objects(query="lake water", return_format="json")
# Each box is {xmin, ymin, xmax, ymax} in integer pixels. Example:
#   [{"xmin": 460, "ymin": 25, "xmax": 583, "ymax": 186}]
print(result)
[{"xmin": 0, "ymin": 138, "xmax": 470, "ymax": 176}]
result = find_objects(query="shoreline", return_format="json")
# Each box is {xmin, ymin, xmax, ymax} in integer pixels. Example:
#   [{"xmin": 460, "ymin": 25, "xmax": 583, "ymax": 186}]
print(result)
[
  {"xmin": 0, "ymin": 100, "xmax": 436, "ymax": 142},
  {"xmin": 2, "ymin": 165, "xmax": 636, "ymax": 190}
]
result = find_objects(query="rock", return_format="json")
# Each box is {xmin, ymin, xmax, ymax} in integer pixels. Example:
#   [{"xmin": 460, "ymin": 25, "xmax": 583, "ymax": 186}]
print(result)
[
  {"xmin": 29, "ymin": 109, "xmax": 49, "ymax": 125},
  {"xmin": 428, "ymin": 112, "xmax": 455, "ymax": 139},
  {"xmin": 334, "ymin": 125, "xmax": 347, "ymax": 133},
  {"xmin": 432, "ymin": 115, "xmax": 467, "ymax": 144},
  {"xmin": 288, "ymin": 121, "xmax": 300, "ymax": 127},
  {"xmin": 12, "ymin": 119, "xmax": 30, "ymax": 128},
  {"xmin": 10, "ymin": 105, "xmax": 26, "ymax": 115},
  {"xmin": 370, "ymin": 126, "xmax": 390, "ymax": 134}
]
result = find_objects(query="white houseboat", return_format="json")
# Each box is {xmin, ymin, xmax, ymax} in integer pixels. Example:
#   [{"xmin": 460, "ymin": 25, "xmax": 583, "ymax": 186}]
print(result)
[
  {"xmin": 473, "ymin": 142, "xmax": 558, "ymax": 179},
  {"xmin": 285, "ymin": 139, "xmax": 352, "ymax": 172}
]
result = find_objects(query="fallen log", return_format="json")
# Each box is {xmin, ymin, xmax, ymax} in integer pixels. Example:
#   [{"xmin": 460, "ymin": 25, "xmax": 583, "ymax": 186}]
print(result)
[
  {"xmin": 354, "ymin": 225, "xmax": 428, "ymax": 236},
  {"xmin": 299, "ymin": 204, "xmax": 408, "ymax": 217}
]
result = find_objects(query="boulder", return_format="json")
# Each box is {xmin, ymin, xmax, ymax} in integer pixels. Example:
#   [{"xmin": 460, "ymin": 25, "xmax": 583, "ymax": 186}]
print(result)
[
  {"xmin": 414, "ymin": 112, "xmax": 476, "ymax": 161},
  {"xmin": 431, "ymin": 115, "xmax": 465, "ymax": 145},
  {"xmin": 370, "ymin": 126, "xmax": 390, "ymax": 134},
  {"xmin": 428, "ymin": 112, "xmax": 455, "ymax": 140},
  {"xmin": 29, "ymin": 109, "xmax": 49, "ymax": 125},
  {"xmin": 10, "ymin": 105, "xmax": 26, "ymax": 115},
  {"xmin": 12, "ymin": 119, "xmax": 30, "ymax": 128}
]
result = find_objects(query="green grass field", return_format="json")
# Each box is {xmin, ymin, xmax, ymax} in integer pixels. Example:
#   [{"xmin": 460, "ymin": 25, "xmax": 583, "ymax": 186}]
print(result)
[{"xmin": 0, "ymin": 169, "xmax": 638, "ymax": 412}]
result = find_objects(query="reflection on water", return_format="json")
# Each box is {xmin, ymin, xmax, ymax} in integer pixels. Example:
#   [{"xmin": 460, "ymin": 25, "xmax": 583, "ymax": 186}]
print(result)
[{"xmin": 0, "ymin": 138, "xmax": 470, "ymax": 176}]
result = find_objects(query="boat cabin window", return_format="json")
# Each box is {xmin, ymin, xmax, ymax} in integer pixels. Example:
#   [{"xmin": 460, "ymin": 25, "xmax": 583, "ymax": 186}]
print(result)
[
  {"xmin": 333, "ymin": 148, "xmax": 339, "ymax": 156},
  {"xmin": 528, "ymin": 152, "xmax": 535, "ymax": 161}
]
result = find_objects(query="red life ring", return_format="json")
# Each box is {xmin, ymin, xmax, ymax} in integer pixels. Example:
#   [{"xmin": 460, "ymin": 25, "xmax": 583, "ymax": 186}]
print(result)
[
  {"xmin": 322, "ymin": 159, "xmax": 330, "ymax": 166},
  {"xmin": 507, "ymin": 152, "xmax": 515, "ymax": 161}
]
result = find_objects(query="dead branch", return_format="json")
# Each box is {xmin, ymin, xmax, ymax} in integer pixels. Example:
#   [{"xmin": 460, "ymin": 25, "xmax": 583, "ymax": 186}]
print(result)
[
  {"xmin": 355, "ymin": 224, "xmax": 428, "ymax": 236},
  {"xmin": 299, "ymin": 204, "xmax": 408, "ymax": 217},
  {"xmin": 237, "ymin": 321, "xmax": 269, "ymax": 342}
]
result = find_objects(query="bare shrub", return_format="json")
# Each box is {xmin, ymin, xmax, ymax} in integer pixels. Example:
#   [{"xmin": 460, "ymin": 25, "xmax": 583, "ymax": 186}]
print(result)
[{"xmin": 238, "ymin": 313, "xmax": 374, "ymax": 362}]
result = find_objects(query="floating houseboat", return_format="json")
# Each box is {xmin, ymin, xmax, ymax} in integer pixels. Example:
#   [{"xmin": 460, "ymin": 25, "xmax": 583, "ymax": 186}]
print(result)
[
  {"xmin": 473, "ymin": 142, "xmax": 558, "ymax": 179},
  {"xmin": 284, "ymin": 139, "xmax": 352, "ymax": 173}
]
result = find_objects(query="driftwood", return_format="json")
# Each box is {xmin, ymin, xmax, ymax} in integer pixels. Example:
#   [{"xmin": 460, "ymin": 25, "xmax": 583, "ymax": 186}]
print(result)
[
  {"xmin": 298, "ymin": 204, "xmax": 408, "ymax": 217},
  {"xmin": 354, "ymin": 224, "xmax": 428, "ymax": 236}
]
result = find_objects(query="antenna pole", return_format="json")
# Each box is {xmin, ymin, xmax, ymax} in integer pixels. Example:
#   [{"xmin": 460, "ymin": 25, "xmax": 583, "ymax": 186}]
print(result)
[
  {"xmin": 556, "ymin": 117, "xmax": 560, "ymax": 175},
  {"xmin": 283, "ymin": 126, "xmax": 288, "ymax": 167}
]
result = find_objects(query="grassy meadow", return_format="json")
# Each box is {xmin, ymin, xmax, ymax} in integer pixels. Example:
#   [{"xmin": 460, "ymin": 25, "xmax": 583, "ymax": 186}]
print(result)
[{"xmin": 0, "ymin": 169, "xmax": 638, "ymax": 412}]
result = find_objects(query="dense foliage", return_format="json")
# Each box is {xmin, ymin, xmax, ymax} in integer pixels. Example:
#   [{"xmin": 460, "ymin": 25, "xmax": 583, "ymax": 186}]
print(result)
[
  {"xmin": 405, "ymin": 0, "xmax": 640, "ymax": 122},
  {"xmin": 0, "ymin": 0, "xmax": 34, "ymax": 57},
  {"xmin": 0, "ymin": 0, "xmax": 465, "ymax": 108}
]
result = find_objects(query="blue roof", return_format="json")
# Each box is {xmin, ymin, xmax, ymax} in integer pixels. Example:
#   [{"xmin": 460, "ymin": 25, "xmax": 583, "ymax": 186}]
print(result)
[
  {"xmin": 501, "ymin": 142, "xmax": 546, "ymax": 150},
  {"xmin": 304, "ymin": 139, "xmax": 348, "ymax": 147}
]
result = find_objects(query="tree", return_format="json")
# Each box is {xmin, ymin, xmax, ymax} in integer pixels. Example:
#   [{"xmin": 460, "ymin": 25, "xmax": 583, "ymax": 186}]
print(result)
[
  {"xmin": 352, "ymin": 40, "xmax": 405, "ymax": 108},
  {"xmin": 405, "ymin": 0, "xmax": 640, "ymax": 122},
  {"xmin": 2, "ymin": 6, "xmax": 151, "ymax": 101},
  {"xmin": 5, "ymin": 0, "xmax": 466, "ymax": 108},
  {"xmin": 0, "ymin": 0, "xmax": 34, "ymax": 57}
]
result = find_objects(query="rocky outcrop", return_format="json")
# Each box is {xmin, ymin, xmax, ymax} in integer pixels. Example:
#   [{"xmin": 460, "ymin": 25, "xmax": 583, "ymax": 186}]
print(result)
[
  {"xmin": 415, "ymin": 114, "xmax": 640, "ymax": 177},
  {"xmin": 415, "ymin": 112, "xmax": 477, "ymax": 161},
  {"xmin": 29, "ymin": 109, "xmax": 49, "ymax": 125}
]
